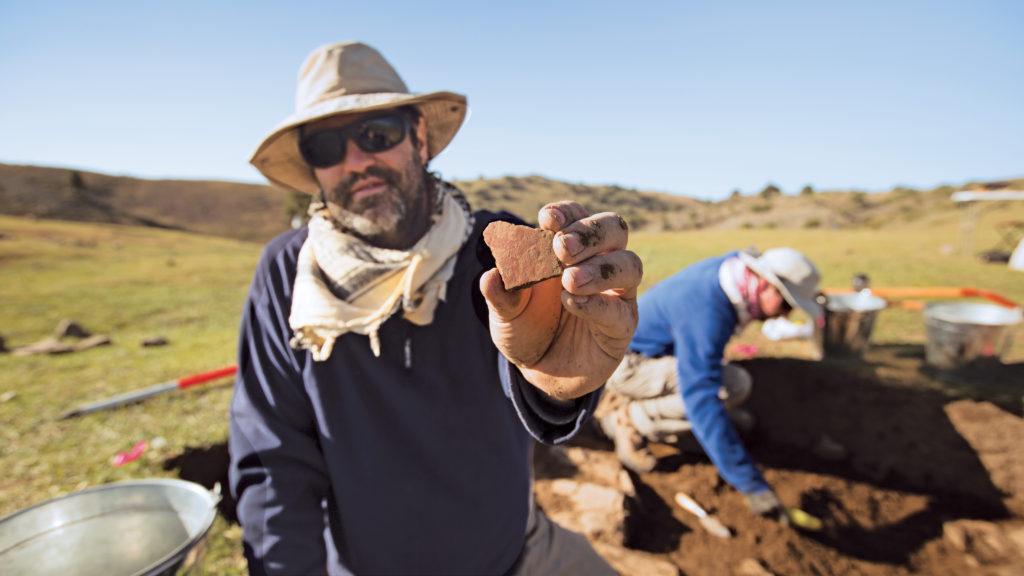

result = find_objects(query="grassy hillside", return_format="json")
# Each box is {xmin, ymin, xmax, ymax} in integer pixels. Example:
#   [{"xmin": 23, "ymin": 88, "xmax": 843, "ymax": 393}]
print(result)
[
  {"xmin": 4, "ymin": 162, "xmax": 1021, "ymax": 241},
  {"xmin": 0, "ymin": 163, "xmax": 294, "ymax": 243},
  {"xmin": 458, "ymin": 175, "xmax": 1024, "ymax": 234},
  {"xmin": 455, "ymin": 174, "xmax": 704, "ymax": 229}
]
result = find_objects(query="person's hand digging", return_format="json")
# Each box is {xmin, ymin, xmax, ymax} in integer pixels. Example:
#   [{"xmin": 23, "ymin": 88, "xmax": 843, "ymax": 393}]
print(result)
[
  {"xmin": 744, "ymin": 488, "xmax": 790, "ymax": 526},
  {"xmin": 480, "ymin": 201, "xmax": 642, "ymax": 401}
]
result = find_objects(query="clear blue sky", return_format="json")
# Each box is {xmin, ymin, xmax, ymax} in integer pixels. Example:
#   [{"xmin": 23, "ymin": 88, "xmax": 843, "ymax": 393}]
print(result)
[{"xmin": 2, "ymin": 1, "xmax": 1021, "ymax": 201}]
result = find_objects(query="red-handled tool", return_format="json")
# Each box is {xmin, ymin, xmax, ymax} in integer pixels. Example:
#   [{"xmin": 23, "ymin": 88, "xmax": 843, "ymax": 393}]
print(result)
[
  {"xmin": 59, "ymin": 365, "xmax": 238, "ymax": 420},
  {"xmin": 823, "ymin": 286, "xmax": 1019, "ymax": 310}
]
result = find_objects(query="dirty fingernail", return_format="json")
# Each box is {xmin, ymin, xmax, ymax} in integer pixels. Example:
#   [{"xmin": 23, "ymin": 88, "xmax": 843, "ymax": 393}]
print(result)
[
  {"xmin": 548, "ymin": 208, "xmax": 566, "ymax": 227},
  {"xmin": 561, "ymin": 233, "xmax": 582, "ymax": 256},
  {"xmin": 568, "ymin": 266, "xmax": 594, "ymax": 287}
]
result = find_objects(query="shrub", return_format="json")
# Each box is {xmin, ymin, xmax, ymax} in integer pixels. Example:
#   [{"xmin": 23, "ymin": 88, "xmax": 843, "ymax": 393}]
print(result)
[
  {"xmin": 283, "ymin": 191, "xmax": 311, "ymax": 221},
  {"xmin": 759, "ymin": 183, "xmax": 781, "ymax": 199},
  {"xmin": 68, "ymin": 170, "xmax": 84, "ymax": 190}
]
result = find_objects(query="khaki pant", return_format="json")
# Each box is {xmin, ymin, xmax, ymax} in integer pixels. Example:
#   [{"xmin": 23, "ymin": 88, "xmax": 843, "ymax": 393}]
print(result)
[{"xmin": 605, "ymin": 352, "xmax": 752, "ymax": 442}]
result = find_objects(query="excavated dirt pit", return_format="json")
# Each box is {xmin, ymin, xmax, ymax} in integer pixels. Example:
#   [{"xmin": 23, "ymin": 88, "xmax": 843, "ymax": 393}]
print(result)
[{"xmin": 534, "ymin": 340, "xmax": 1024, "ymax": 575}]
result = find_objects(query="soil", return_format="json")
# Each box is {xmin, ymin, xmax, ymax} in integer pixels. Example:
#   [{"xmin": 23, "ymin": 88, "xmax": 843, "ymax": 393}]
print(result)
[{"xmin": 533, "ymin": 337, "xmax": 1024, "ymax": 576}]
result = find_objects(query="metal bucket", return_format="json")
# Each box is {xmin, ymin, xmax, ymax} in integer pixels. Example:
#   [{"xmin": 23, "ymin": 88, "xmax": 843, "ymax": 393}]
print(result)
[
  {"xmin": 823, "ymin": 292, "xmax": 888, "ymax": 357},
  {"xmin": 924, "ymin": 302, "xmax": 1023, "ymax": 370},
  {"xmin": 0, "ymin": 479, "xmax": 219, "ymax": 576}
]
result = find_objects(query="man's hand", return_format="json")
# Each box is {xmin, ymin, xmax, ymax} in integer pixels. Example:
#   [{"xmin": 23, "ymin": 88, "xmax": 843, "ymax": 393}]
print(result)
[{"xmin": 480, "ymin": 201, "xmax": 642, "ymax": 401}]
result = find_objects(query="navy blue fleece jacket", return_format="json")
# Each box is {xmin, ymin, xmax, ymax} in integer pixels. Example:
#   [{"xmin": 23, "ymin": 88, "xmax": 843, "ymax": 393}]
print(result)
[{"xmin": 228, "ymin": 210, "xmax": 601, "ymax": 576}]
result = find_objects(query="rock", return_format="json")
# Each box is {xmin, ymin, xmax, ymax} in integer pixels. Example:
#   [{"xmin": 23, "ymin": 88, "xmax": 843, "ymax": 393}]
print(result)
[
  {"xmin": 55, "ymin": 318, "xmax": 91, "ymax": 338},
  {"xmin": 942, "ymin": 519, "xmax": 1016, "ymax": 565},
  {"xmin": 561, "ymin": 446, "xmax": 629, "ymax": 489},
  {"xmin": 482, "ymin": 220, "xmax": 563, "ymax": 291},
  {"xmin": 546, "ymin": 479, "xmax": 625, "ymax": 541},
  {"xmin": 944, "ymin": 521, "xmax": 968, "ymax": 552},
  {"xmin": 618, "ymin": 469, "xmax": 636, "ymax": 498},
  {"xmin": 141, "ymin": 336, "xmax": 169, "ymax": 347},
  {"xmin": 1006, "ymin": 525, "xmax": 1024, "ymax": 560},
  {"xmin": 737, "ymin": 558, "xmax": 776, "ymax": 576}
]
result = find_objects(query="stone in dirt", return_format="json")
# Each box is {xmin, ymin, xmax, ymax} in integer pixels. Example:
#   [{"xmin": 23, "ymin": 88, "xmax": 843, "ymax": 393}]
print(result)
[
  {"xmin": 55, "ymin": 318, "xmax": 91, "ymax": 338},
  {"xmin": 141, "ymin": 336, "xmax": 169, "ymax": 347},
  {"xmin": 482, "ymin": 220, "xmax": 563, "ymax": 291},
  {"xmin": 942, "ymin": 519, "xmax": 1023, "ymax": 565},
  {"xmin": 737, "ymin": 558, "xmax": 776, "ymax": 576}
]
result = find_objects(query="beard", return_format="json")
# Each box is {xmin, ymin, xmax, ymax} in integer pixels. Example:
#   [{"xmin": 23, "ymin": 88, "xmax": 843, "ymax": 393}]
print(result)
[{"xmin": 323, "ymin": 154, "xmax": 428, "ymax": 242}]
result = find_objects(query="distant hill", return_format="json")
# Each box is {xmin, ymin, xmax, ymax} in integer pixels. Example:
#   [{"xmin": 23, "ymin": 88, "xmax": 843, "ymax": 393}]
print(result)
[
  {"xmin": 0, "ymin": 163, "xmax": 291, "ymax": 243},
  {"xmin": 1, "ymin": 162, "xmax": 1020, "ymax": 244}
]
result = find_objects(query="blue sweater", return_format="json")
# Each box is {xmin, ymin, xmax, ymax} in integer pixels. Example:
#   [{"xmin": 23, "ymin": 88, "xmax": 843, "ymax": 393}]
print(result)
[
  {"xmin": 630, "ymin": 251, "xmax": 769, "ymax": 495},
  {"xmin": 228, "ymin": 211, "xmax": 600, "ymax": 575}
]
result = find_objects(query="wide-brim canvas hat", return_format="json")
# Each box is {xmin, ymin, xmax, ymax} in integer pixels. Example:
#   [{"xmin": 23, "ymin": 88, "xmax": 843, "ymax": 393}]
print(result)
[
  {"xmin": 738, "ymin": 248, "xmax": 824, "ymax": 319},
  {"xmin": 250, "ymin": 41, "xmax": 468, "ymax": 195}
]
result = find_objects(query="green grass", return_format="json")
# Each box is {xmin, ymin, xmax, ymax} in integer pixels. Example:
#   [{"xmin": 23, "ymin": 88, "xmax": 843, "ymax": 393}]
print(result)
[
  {"xmin": 1, "ymin": 207, "xmax": 1022, "ymax": 573},
  {"xmin": 0, "ymin": 215, "xmax": 257, "ymax": 574}
]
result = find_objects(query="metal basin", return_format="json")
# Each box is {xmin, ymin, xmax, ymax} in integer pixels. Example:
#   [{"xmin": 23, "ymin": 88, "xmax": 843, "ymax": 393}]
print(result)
[
  {"xmin": 0, "ymin": 479, "xmax": 219, "ymax": 576},
  {"xmin": 924, "ymin": 302, "xmax": 1023, "ymax": 370},
  {"xmin": 823, "ymin": 291, "xmax": 888, "ymax": 357}
]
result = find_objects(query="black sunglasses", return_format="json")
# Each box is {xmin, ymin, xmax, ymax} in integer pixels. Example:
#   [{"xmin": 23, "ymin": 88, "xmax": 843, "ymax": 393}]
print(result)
[{"xmin": 299, "ymin": 113, "xmax": 411, "ymax": 168}]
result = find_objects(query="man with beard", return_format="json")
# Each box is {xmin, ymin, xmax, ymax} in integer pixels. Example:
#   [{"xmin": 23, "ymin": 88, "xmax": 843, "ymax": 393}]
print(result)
[
  {"xmin": 229, "ymin": 41, "xmax": 642, "ymax": 575},
  {"xmin": 599, "ymin": 247, "xmax": 822, "ymax": 523}
]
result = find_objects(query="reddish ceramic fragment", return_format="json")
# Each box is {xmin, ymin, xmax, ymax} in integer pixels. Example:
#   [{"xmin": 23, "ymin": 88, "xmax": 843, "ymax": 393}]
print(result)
[{"xmin": 483, "ymin": 221, "xmax": 564, "ymax": 291}]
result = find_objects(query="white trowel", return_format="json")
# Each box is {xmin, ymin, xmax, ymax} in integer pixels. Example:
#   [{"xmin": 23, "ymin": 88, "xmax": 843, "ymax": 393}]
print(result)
[{"xmin": 674, "ymin": 492, "xmax": 733, "ymax": 539}]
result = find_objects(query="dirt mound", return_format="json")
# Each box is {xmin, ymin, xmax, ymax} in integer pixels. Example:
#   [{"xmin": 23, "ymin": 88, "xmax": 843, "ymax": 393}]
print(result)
[{"xmin": 535, "ymin": 351, "xmax": 1024, "ymax": 575}]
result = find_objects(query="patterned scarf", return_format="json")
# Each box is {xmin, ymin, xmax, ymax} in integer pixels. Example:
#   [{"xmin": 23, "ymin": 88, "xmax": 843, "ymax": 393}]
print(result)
[
  {"xmin": 289, "ymin": 179, "xmax": 474, "ymax": 360},
  {"xmin": 718, "ymin": 255, "xmax": 763, "ymax": 328}
]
